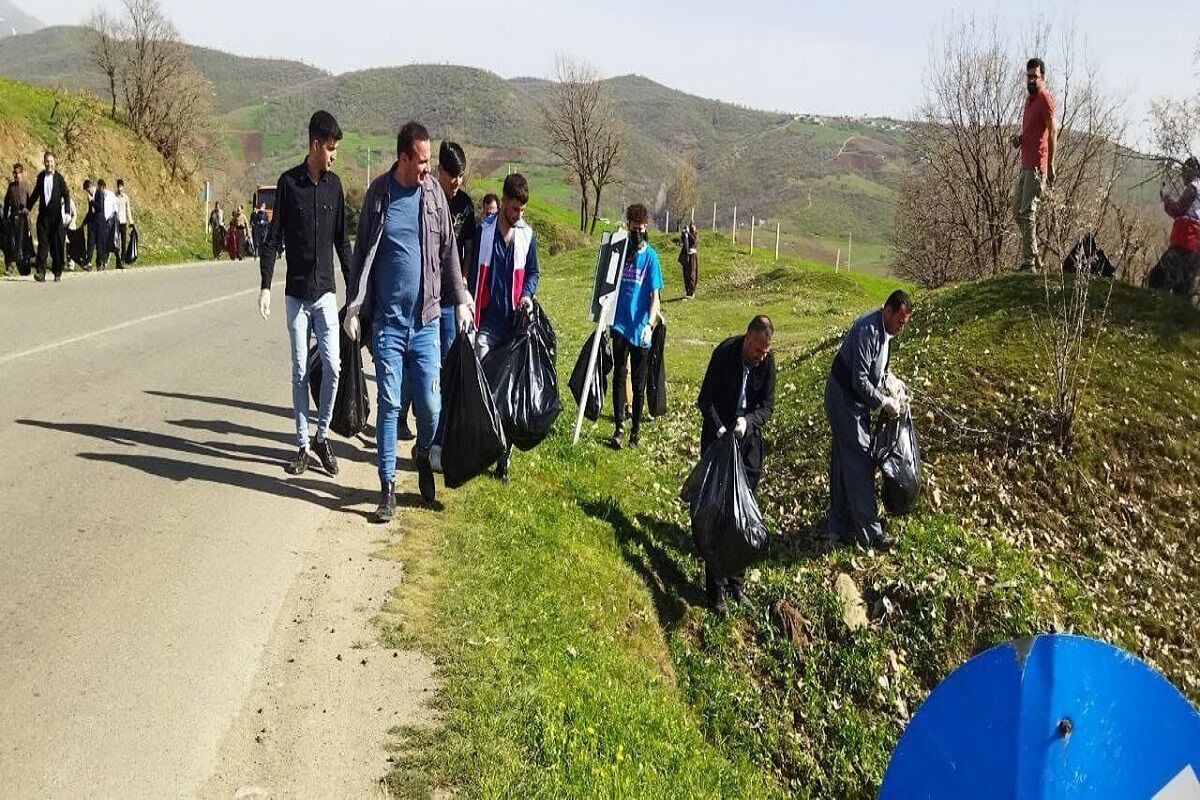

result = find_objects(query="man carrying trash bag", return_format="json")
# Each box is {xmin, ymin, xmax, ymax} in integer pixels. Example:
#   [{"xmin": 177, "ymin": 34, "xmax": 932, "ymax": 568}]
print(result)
[
  {"xmin": 343, "ymin": 121, "xmax": 473, "ymax": 519},
  {"xmin": 824, "ymin": 290, "xmax": 913, "ymax": 550},
  {"xmin": 467, "ymin": 172, "xmax": 540, "ymax": 484},
  {"xmin": 693, "ymin": 315, "xmax": 776, "ymax": 614},
  {"xmin": 607, "ymin": 202, "xmax": 662, "ymax": 450}
]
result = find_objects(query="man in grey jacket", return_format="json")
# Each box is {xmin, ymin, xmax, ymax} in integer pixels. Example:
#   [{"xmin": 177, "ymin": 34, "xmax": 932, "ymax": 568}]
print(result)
[
  {"xmin": 343, "ymin": 121, "xmax": 472, "ymax": 520},
  {"xmin": 824, "ymin": 290, "xmax": 913, "ymax": 549}
]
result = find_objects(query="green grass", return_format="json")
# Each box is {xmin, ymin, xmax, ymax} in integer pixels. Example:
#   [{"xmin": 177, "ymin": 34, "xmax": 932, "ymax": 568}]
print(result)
[{"xmin": 376, "ymin": 228, "xmax": 1200, "ymax": 796}]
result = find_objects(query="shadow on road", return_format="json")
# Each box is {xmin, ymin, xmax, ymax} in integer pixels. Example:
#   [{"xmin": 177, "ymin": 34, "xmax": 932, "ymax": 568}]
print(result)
[{"xmin": 143, "ymin": 390, "xmax": 294, "ymax": 419}]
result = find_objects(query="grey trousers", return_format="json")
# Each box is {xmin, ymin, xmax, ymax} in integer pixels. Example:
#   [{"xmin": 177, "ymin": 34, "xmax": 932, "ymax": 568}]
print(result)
[{"xmin": 824, "ymin": 378, "xmax": 882, "ymax": 545}]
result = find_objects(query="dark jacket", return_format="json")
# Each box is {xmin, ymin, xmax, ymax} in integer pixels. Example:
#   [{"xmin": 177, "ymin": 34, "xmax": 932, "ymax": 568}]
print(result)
[
  {"xmin": 4, "ymin": 180, "xmax": 29, "ymax": 220},
  {"xmin": 27, "ymin": 170, "xmax": 69, "ymax": 222},
  {"xmin": 697, "ymin": 335, "xmax": 776, "ymax": 477},
  {"xmin": 828, "ymin": 309, "xmax": 890, "ymax": 410},
  {"xmin": 345, "ymin": 167, "xmax": 470, "ymax": 328},
  {"xmin": 259, "ymin": 162, "xmax": 353, "ymax": 300}
]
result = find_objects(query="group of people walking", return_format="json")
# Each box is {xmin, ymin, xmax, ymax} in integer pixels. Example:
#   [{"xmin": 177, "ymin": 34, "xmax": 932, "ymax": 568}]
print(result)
[
  {"xmin": 2, "ymin": 151, "xmax": 135, "ymax": 281},
  {"xmin": 210, "ymin": 201, "xmax": 270, "ymax": 261}
]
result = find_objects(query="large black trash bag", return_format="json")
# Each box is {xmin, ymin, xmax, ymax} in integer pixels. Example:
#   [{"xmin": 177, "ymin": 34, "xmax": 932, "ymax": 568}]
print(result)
[
  {"xmin": 308, "ymin": 338, "xmax": 372, "ymax": 436},
  {"xmin": 871, "ymin": 409, "xmax": 922, "ymax": 515},
  {"xmin": 646, "ymin": 321, "xmax": 668, "ymax": 418},
  {"xmin": 483, "ymin": 300, "xmax": 563, "ymax": 451},
  {"xmin": 681, "ymin": 434, "xmax": 769, "ymax": 579},
  {"xmin": 567, "ymin": 330, "xmax": 613, "ymax": 421},
  {"xmin": 123, "ymin": 224, "xmax": 139, "ymax": 264},
  {"xmin": 441, "ymin": 332, "xmax": 507, "ymax": 488},
  {"xmin": 330, "ymin": 330, "xmax": 370, "ymax": 437}
]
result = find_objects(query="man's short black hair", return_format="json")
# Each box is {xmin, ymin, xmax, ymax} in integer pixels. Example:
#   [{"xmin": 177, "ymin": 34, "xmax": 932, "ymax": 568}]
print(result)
[
  {"xmin": 481, "ymin": 192, "xmax": 499, "ymax": 209},
  {"xmin": 885, "ymin": 289, "xmax": 913, "ymax": 313},
  {"xmin": 12, "ymin": 163, "xmax": 22, "ymax": 172},
  {"xmin": 83, "ymin": 179, "xmax": 92, "ymax": 190},
  {"xmin": 1027, "ymin": 57, "xmax": 1045, "ymax": 77},
  {"xmin": 748, "ymin": 314, "xmax": 774, "ymax": 340},
  {"xmin": 626, "ymin": 203, "xmax": 649, "ymax": 225},
  {"xmin": 502, "ymin": 173, "xmax": 529, "ymax": 204},
  {"xmin": 116, "ymin": 178, "xmax": 124, "ymax": 187},
  {"xmin": 308, "ymin": 110, "xmax": 342, "ymax": 144},
  {"xmin": 397, "ymin": 121, "xmax": 430, "ymax": 158},
  {"xmin": 97, "ymin": 178, "xmax": 107, "ymax": 189},
  {"xmin": 439, "ymin": 141, "xmax": 466, "ymax": 177}
]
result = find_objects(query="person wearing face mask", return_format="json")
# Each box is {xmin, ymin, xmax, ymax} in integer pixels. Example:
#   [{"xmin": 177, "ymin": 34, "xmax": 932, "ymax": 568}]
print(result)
[
  {"xmin": 343, "ymin": 121, "xmax": 473, "ymax": 518},
  {"xmin": 825, "ymin": 290, "xmax": 913, "ymax": 552},
  {"xmin": 467, "ymin": 171, "xmax": 540, "ymax": 485},
  {"xmin": 258, "ymin": 110, "xmax": 354, "ymax": 480},
  {"xmin": 696, "ymin": 315, "xmax": 776, "ymax": 615},
  {"xmin": 607, "ymin": 203, "xmax": 663, "ymax": 450},
  {"xmin": 1009, "ymin": 57, "xmax": 1058, "ymax": 273}
]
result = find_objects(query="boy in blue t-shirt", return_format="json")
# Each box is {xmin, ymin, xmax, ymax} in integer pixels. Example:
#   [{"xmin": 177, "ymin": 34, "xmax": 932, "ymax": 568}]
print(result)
[{"xmin": 608, "ymin": 202, "xmax": 663, "ymax": 449}]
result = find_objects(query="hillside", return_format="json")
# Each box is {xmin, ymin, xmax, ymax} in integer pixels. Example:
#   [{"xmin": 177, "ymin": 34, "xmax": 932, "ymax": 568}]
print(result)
[
  {"xmin": 375, "ymin": 231, "xmax": 1200, "ymax": 796},
  {"xmin": 0, "ymin": 76, "xmax": 207, "ymax": 265},
  {"xmin": 0, "ymin": 0, "xmax": 40, "ymax": 37},
  {"xmin": 0, "ymin": 26, "xmax": 910, "ymax": 271}
]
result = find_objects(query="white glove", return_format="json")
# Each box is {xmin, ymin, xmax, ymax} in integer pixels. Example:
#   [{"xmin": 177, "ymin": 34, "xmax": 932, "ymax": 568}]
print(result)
[
  {"xmin": 258, "ymin": 289, "xmax": 270, "ymax": 320},
  {"xmin": 455, "ymin": 303, "xmax": 473, "ymax": 334},
  {"xmin": 734, "ymin": 417, "xmax": 748, "ymax": 439},
  {"xmin": 519, "ymin": 296, "xmax": 534, "ymax": 314},
  {"xmin": 717, "ymin": 426, "xmax": 727, "ymax": 438},
  {"xmin": 343, "ymin": 311, "xmax": 360, "ymax": 341},
  {"xmin": 640, "ymin": 325, "xmax": 654, "ymax": 348},
  {"xmin": 1161, "ymin": 182, "xmax": 1170, "ymax": 201},
  {"xmin": 880, "ymin": 396, "xmax": 901, "ymax": 418}
]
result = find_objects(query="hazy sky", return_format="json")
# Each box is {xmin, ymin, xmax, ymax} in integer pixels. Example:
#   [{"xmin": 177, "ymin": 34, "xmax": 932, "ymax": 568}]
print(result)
[{"xmin": 26, "ymin": 0, "xmax": 1198, "ymax": 148}]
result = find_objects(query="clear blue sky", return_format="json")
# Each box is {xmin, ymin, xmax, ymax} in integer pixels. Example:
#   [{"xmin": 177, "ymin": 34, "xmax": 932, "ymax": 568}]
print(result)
[{"xmin": 28, "ymin": 0, "xmax": 1197, "ymax": 148}]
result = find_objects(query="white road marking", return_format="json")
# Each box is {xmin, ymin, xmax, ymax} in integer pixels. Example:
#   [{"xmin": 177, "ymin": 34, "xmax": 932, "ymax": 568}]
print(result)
[
  {"xmin": 1155, "ymin": 765, "xmax": 1200, "ymax": 800},
  {"xmin": 0, "ymin": 284, "xmax": 268, "ymax": 367}
]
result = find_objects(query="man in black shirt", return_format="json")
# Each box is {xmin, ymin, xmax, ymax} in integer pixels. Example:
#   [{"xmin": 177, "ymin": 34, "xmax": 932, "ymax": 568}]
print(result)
[
  {"xmin": 695, "ymin": 315, "xmax": 776, "ymax": 614},
  {"xmin": 258, "ymin": 111, "xmax": 353, "ymax": 477}
]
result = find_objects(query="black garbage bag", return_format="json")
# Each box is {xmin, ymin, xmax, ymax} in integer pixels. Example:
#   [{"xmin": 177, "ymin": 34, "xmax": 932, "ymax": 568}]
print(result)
[
  {"xmin": 567, "ymin": 330, "xmax": 613, "ymax": 421},
  {"xmin": 871, "ymin": 409, "xmax": 922, "ymax": 515},
  {"xmin": 65, "ymin": 227, "xmax": 86, "ymax": 266},
  {"xmin": 329, "ymin": 330, "xmax": 370, "ymax": 438},
  {"xmin": 681, "ymin": 434, "xmax": 769, "ymax": 579},
  {"xmin": 482, "ymin": 299, "xmax": 562, "ymax": 451},
  {"xmin": 124, "ymin": 224, "xmax": 139, "ymax": 264},
  {"xmin": 441, "ymin": 332, "xmax": 507, "ymax": 487},
  {"xmin": 646, "ymin": 321, "xmax": 668, "ymax": 418},
  {"xmin": 1062, "ymin": 233, "xmax": 1114, "ymax": 277}
]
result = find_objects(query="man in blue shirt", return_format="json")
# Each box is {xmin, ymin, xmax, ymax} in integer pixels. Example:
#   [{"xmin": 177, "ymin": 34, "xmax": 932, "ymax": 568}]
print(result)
[
  {"xmin": 343, "ymin": 121, "xmax": 472, "ymax": 519},
  {"xmin": 608, "ymin": 203, "xmax": 662, "ymax": 449},
  {"xmin": 467, "ymin": 172, "xmax": 539, "ymax": 484}
]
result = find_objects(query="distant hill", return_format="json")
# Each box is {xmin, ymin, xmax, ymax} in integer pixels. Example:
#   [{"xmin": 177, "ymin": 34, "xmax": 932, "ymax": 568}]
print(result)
[
  {"xmin": 0, "ymin": 27, "xmax": 913, "ymax": 269},
  {"xmin": 0, "ymin": 0, "xmax": 41, "ymax": 37}
]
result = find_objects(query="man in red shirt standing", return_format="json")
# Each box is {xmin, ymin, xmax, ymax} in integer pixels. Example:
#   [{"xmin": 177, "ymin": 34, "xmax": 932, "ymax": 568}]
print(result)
[{"xmin": 1010, "ymin": 57, "xmax": 1058, "ymax": 272}]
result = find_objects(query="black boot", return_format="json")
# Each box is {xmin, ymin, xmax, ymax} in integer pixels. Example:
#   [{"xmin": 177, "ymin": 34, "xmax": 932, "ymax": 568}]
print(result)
[
  {"xmin": 415, "ymin": 451, "xmax": 436, "ymax": 503},
  {"xmin": 312, "ymin": 436, "xmax": 339, "ymax": 476},
  {"xmin": 374, "ymin": 481, "xmax": 396, "ymax": 523},
  {"xmin": 494, "ymin": 449, "xmax": 510, "ymax": 485},
  {"xmin": 284, "ymin": 446, "xmax": 309, "ymax": 475}
]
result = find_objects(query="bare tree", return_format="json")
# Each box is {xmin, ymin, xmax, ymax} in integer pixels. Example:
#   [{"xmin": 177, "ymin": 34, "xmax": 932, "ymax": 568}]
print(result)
[
  {"xmin": 85, "ymin": 9, "xmax": 123, "ymax": 120},
  {"xmin": 665, "ymin": 160, "xmax": 699, "ymax": 226},
  {"xmin": 542, "ymin": 55, "xmax": 623, "ymax": 233}
]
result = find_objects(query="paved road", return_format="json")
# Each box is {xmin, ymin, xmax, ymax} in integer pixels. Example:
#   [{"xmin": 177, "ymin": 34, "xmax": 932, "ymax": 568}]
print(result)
[{"xmin": 0, "ymin": 263, "xmax": 406, "ymax": 797}]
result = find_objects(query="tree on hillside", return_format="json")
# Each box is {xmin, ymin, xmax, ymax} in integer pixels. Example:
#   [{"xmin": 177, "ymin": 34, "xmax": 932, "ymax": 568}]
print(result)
[
  {"xmin": 890, "ymin": 18, "xmax": 1137, "ymax": 288},
  {"xmin": 542, "ymin": 56, "xmax": 623, "ymax": 233},
  {"xmin": 665, "ymin": 160, "xmax": 699, "ymax": 227},
  {"xmin": 86, "ymin": 9, "xmax": 122, "ymax": 120}
]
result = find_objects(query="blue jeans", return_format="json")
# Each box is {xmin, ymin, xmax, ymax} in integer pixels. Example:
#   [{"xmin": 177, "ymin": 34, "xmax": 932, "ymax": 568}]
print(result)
[
  {"xmin": 286, "ymin": 292, "xmax": 340, "ymax": 449},
  {"xmin": 373, "ymin": 318, "xmax": 441, "ymax": 483},
  {"xmin": 399, "ymin": 306, "xmax": 457, "ymax": 443}
]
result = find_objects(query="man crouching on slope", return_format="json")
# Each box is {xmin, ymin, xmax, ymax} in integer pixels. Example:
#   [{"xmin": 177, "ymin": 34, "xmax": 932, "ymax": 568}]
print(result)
[
  {"xmin": 258, "ymin": 110, "xmax": 354, "ymax": 478},
  {"xmin": 343, "ymin": 121, "xmax": 472, "ymax": 521}
]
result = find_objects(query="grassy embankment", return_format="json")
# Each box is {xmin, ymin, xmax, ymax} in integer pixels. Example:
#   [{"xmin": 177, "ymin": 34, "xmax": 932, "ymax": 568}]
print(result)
[
  {"xmin": 0, "ymin": 77, "xmax": 208, "ymax": 267},
  {"xmin": 372, "ymin": 200, "xmax": 1199, "ymax": 797}
]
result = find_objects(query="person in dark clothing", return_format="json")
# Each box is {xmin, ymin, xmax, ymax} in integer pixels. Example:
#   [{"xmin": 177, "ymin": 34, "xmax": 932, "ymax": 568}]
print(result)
[
  {"xmin": 679, "ymin": 220, "xmax": 699, "ymax": 298},
  {"xmin": 824, "ymin": 290, "xmax": 913, "ymax": 550},
  {"xmin": 94, "ymin": 179, "xmax": 119, "ymax": 270},
  {"xmin": 258, "ymin": 111, "xmax": 354, "ymax": 479},
  {"xmin": 3, "ymin": 163, "xmax": 32, "ymax": 275},
  {"xmin": 251, "ymin": 202, "xmax": 269, "ymax": 258},
  {"xmin": 81, "ymin": 179, "xmax": 98, "ymax": 270},
  {"xmin": 27, "ymin": 151, "xmax": 70, "ymax": 282},
  {"xmin": 695, "ymin": 315, "xmax": 776, "ymax": 613},
  {"xmin": 608, "ymin": 202, "xmax": 663, "ymax": 449},
  {"xmin": 209, "ymin": 202, "xmax": 225, "ymax": 259}
]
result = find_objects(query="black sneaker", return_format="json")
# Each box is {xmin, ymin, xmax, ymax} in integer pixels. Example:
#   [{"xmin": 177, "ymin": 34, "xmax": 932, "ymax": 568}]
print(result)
[
  {"xmin": 494, "ymin": 451, "xmax": 510, "ymax": 485},
  {"xmin": 397, "ymin": 421, "xmax": 416, "ymax": 442},
  {"xmin": 415, "ymin": 451, "xmax": 436, "ymax": 504},
  {"xmin": 312, "ymin": 437, "xmax": 339, "ymax": 476},
  {"xmin": 374, "ymin": 481, "xmax": 396, "ymax": 523},
  {"xmin": 53, "ymin": 273, "xmax": 61, "ymax": 282},
  {"xmin": 709, "ymin": 588, "xmax": 729, "ymax": 618},
  {"xmin": 730, "ymin": 587, "xmax": 752, "ymax": 608},
  {"xmin": 33, "ymin": 271, "xmax": 45, "ymax": 282},
  {"xmin": 869, "ymin": 532, "xmax": 898, "ymax": 552},
  {"xmin": 284, "ymin": 446, "xmax": 309, "ymax": 475},
  {"xmin": 628, "ymin": 431, "xmax": 640, "ymax": 448}
]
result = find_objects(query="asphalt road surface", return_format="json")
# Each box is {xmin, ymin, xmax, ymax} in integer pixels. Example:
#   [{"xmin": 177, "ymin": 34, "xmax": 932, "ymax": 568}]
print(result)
[{"xmin": 0, "ymin": 262, "xmax": 422, "ymax": 797}]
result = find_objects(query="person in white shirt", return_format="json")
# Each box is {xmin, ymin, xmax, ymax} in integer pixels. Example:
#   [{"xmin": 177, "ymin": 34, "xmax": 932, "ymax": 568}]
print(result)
[
  {"xmin": 94, "ymin": 179, "xmax": 119, "ymax": 270},
  {"xmin": 114, "ymin": 178, "xmax": 132, "ymax": 267}
]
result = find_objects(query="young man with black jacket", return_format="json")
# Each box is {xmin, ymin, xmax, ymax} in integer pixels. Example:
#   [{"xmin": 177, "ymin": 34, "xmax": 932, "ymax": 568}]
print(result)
[
  {"xmin": 258, "ymin": 111, "xmax": 353, "ymax": 478},
  {"xmin": 27, "ymin": 151, "xmax": 70, "ymax": 282},
  {"xmin": 695, "ymin": 315, "xmax": 776, "ymax": 615}
]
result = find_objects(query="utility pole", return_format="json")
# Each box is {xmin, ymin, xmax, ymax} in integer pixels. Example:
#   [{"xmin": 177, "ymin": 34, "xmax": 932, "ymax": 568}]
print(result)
[
  {"xmin": 847, "ymin": 231, "xmax": 853, "ymax": 268},
  {"xmin": 665, "ymin": 209, "xmax": 670, "ymax": 233},
  {"xmin": 732, "ymin": 205, "xmax": 737, "ymax": 245},
  {"xmin": 775, "ymin": 222, "xmax": 780, "ymax": 261},
  {"xmin": 749, "ymin": 216, "xmax": 755, "ymax": 251},
  {"xmin": 836, "ymin": 249, "xmax": 841, "ymax": 272},
  {"xmin": 365, "ymin": 149, "xmax": 371, "ymax": 191},
  {"xmin": 712, "ymin": 200, "xmax": 717, "ymax": 232}
]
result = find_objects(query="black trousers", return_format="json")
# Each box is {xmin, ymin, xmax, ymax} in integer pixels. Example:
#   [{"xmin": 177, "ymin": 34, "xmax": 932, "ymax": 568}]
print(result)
[
  {"xmin": 116, "ymin": 222, "xmax": 128, "ymax": 266},
  {"xmin": 682, "ymin": 253, "xmax": 698, "ymax": 297},
  {"xmin": 85, "ymin": 222, "xmax": 97, "ymax": 266},
  {"xmin": 35, "ymin": 212, "xmax": 64, "ymax": 275},
  {"xmin": 611, "ymin": 331, "xmax": 649, "ymax": 435},
  {"xmin": 704, "ymin": 460, "xmax": 761, "ymax": 600},
  {"xmin": 96, "ymin": 219, "xmax": 116, "ymax": 268}
]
